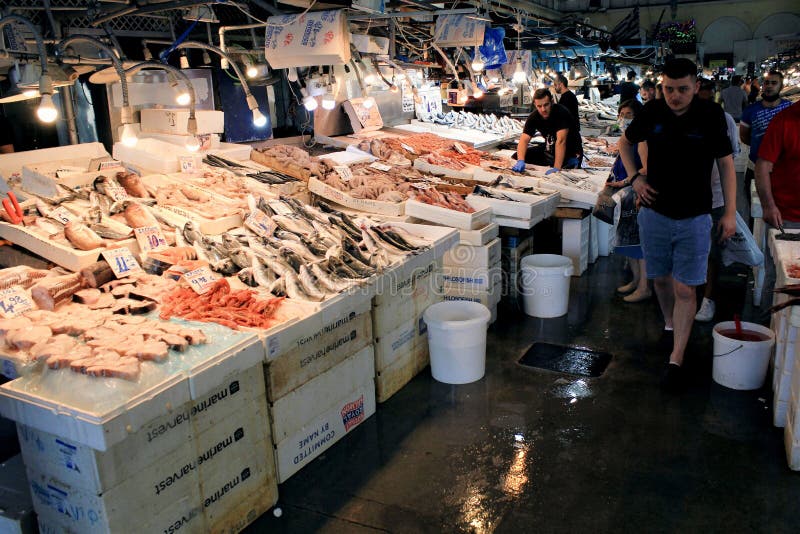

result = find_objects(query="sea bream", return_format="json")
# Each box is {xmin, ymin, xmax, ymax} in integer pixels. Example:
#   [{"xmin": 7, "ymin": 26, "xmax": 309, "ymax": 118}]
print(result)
[{"xmin": 64, "ymin": 220, "xmax": 105, "ymax": 250}]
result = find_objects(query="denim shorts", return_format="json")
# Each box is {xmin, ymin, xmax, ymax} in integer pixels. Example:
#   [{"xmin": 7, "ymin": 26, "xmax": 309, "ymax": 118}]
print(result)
[{"xmin": 637, "ymin": 207, "xmax": 712, "ymax": 286}]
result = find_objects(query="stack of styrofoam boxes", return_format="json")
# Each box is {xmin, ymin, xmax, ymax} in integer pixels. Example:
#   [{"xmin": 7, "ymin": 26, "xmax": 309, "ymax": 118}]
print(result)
[
  {"xmin": 785, "ymin": 304, "xmax": 800, "ymax": 469},
  {"xmin": 499, "ymin": 227, "xmax": 532, "ymax": 304},
  {"xmin": 441, "ymin": 224, "xmax": 501, "ymax": 324},
  {"xmin": 751, "ymin": 180, "xmax": 766, "ymax": 306},
  {"xmin": 373, "ymin": 258, "xmax": 443, "ymax": 403},
  {"xmin": 595, "ymin": 218, "xmax": 616, "ymax": 257},
  {"xmin": 561, "ymin": 212, "xmax": 591, "ymax": 276},
  {"xmin": 263, "ymin": 292, "xmax": 376, "ymax": 482},
  {"xmin": 773, "ymin": 252, "xmax": 800, "ymax": 428},
  {"xmin": 17, "ymin": 339, "xmax": 278, "ymax": 533}
]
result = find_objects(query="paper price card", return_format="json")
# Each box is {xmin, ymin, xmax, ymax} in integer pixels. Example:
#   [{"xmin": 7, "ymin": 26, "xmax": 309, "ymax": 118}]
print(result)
[
  {"xmin": 134, "ymin": 225, "xmax": 169, "ymax": 253},
  {"xmin": 453, "ymin": 142, "xmax": 467, "ymax": 154},
  {"xmin": 50, "ymin": 206, "xmax": 77, "ymax": 225},
  {"xmin": 334, "ymin": 166, "xmax": 353, "ymax": 181},
  {"xmin": 400, "ymin": 143, "xmax": 416, "ymax": 154},
  {"xmin": 0, "ymin": 287, "xmax": 36, "ymax": 318},
  {"xmin": 101, "ymin": 247, "xmax": 142, "ymax": 278},
  {"xmin": 184, "ymin": 266, "xmax": 218, "ymax": 294},
  {"xmin": 369, "ymin": 162, "xmax": 392, "ymax": 172},
  {"xmin": 179, "ymin": 156, "xmax": 200, "ymax": 174},
  {"xmin": 245, "ymin": 209, "xmax": 277, "ymax": 238},
  {"xmin": 105, "ymin": 185, "xmax": 129, "ymax": 202}
]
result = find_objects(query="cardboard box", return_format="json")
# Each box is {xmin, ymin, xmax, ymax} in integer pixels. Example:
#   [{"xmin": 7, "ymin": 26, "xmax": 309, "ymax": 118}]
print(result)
[
  {"xmin": 444, "ymin": 238, "xmax": 501, "ymax": 270},
  {"xmin": 375, "ymin": 341, "xmax": 429, "ymax": 403},
  {"xmin": 373, "ymin": 313, "xmax": 429, "ymax": 372},
  {"xmin": 440, "ymin": 265, "xmax": 502, "ymax": 291}
]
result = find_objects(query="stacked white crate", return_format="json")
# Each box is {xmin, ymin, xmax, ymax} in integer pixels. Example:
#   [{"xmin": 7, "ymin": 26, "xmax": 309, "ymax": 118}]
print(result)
[
  {"xmin": 562, "ymin": 213, "xmax": 591, "ymax": 276},
  {"xmin": 263, "ymin": 291, "xmax": 376, "ymax": 482},
  {"xmin": 368, "ymin": 222, "xmax": 459, "ymax": 402},
  {"xmin": 0, "ymin": 335, "xmax": 278, "ymax": 534},
  {"xmin": 441, "ymin": 229, "xmax": 502, "ymax": 324},
  {"xmin": 373, "ymin": 257, "xmax": 442, "ymax": 403},
  {"xmin": 785, "ymin": 308, "xmax": 800, "ymax": 469}
]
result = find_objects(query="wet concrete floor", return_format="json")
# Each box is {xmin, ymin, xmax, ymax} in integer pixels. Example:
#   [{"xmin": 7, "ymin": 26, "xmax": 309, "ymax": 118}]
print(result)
[{"xmin": 250, "ymin": 255, "xmax": 800, "ymax": 533}]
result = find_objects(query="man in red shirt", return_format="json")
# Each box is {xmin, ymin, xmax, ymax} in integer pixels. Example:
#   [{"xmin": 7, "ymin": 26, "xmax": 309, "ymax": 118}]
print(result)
[{"xmin": 755, "ymin": 101, "xmax": 800, "ymax": 310}]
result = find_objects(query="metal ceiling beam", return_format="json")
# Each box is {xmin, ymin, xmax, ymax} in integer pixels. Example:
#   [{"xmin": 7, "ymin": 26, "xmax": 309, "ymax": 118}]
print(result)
[{"xmin": 348, "ymin": 7, "xmax": 476, "ymax": 20}]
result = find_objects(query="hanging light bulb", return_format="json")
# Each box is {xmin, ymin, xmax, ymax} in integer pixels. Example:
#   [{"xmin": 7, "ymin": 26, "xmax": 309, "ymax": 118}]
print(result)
[
  {"xmin": 37, "ymin": 94, "xmax": 58, "ymax": 123},
  {"xmin": 36, "ymin": 75, "xmax": 58, "ymax": 123},
  {"xmin": 321, "ymin": 86, "xmax": 336, "ymax": 110},
  {"xmin": 185, "ymin": 134, "xmax": 201, "ymax": 152},
  {"xmin": 179, "ymin": 51, "xmax": 190, "ymax": 69},
  {"xmin": 513, "ymin": 59, "xmax": 527, "ymax": 84},
  {"xmin": 252, "ymin": 108, "xmax": 267, "ymax": 127},
  {"xmin": 363, "ymin": 96, "xmax": 375, "ymax": 109},
  {"xmin": 299, "ymin": 88, "xmax": 318, "ymax": 111},
  {"xmin": 471, "ymin": 48, "xmax": 485, "ymax": 72},
  {"xmin": 390, "ymin": 84, "xmax": 399, "ymax": 93},
  {"xmin": 242, "ymin": 56, "xmax": 258, "ymax": 78},
  {"xmin": 472, "ymin": 83, "xmax": 483, "ymax": 99},
  {"xmin": 176, "ymin": 91, "xmax": 191, "ymax": 106},
  {"xmin": 120, "ymin": 123, "xmax": 138, "ymax": 147}
]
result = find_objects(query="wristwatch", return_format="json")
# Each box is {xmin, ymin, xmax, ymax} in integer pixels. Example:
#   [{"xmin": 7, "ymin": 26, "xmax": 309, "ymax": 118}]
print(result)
[{"xmin": 629, "ymin": 172, "xmax": 641, "ymax": 185}]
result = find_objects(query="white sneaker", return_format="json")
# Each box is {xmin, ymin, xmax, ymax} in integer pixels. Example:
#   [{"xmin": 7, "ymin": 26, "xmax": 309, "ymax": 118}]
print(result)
[{"xmin": 695, "ymin": 298, "xmax": 715, "ymax": 322}]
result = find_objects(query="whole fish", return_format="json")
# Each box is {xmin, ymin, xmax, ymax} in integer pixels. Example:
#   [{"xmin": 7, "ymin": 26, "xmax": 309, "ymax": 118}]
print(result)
[
  {"xmin": 378, "ymin": 225, "xmax": 429, "ymax": 249},
  {"xmin": 272, "ymin": 214, "xmax": 315, "ymax": 236},
  {"xmin": 237, "ymin": 268, "xmax": 257, "ymax": 287},
  {"xmin": 122, "ymin": 201, "xmax": 159, "ymax": 229},
  {"xmin": 182, "ymin": 221, "xmax": 205, "ymax": 245},
  {"xmin": 251, "ymin": 256, "xmax": 277, "ymax": 287},
  {"xmin": 116, "ymin": 171, "xmax": 149, "ymax": 198},
  {"xmin": 270, "ymin": 277, "xmax": 287, "ymax": 297},
  {"xmin": 64, "ymin": 221, "xmax": 105, "ymax": 251},
  {"xmin": 230, "ymin": 248, "xmax": 252, "ymax": 270},
  {"xmin": 275, "ymin": 230, "xmax": 302, "ymax": 243},
  {"xmin": 298, "ymin": 265, "xmax": 327, "ymax": 301},
  {"xmin": 310, "ymin": 263, "xmax": 347, "ymax": 293},
  {"xmin": 342, "ymin": 235, "xmax": 373, "ymax": 266},
  {"xmin": 87, "ymin": 220, "xmax": 133, "ymax": 240},
  {"xmin": 279, "ymin": 247, "xmax": 306, "ymax": 273},
  {"xmin": 326, "ymin": 255, "xmax": 361, "ymax": 279},
  {"xmin": 284, "ymin": 270, "xmax": 320, "ymax": 301}
]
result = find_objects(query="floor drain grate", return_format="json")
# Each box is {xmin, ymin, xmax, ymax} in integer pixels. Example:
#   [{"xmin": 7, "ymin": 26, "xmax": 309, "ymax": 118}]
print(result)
[{"xmin": 518, "ymin": 342, "xmax": 612, "ymax": 378}]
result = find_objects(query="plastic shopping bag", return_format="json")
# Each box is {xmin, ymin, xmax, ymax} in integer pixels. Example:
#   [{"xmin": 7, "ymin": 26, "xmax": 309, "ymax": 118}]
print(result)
[
  {"xmin": 615, "ymin": 186, "xmax": 640, "ymax": 248},
  {"xmin": 592, "ymin": 182, "xmax": 617, "ymax": 225},
  {"xmin": 720, "ymin": 212, "xmax": 764, "ymax": 267}
]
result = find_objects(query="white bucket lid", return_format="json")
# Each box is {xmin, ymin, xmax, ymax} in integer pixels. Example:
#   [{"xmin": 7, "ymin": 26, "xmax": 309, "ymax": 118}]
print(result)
[
  {"xmin": 423, "ymin": 301, "xmax": 491, "ymax": 330},
  {"xmin": 520, "ymin": 254, "xmax": 574, "ymax": 275}
]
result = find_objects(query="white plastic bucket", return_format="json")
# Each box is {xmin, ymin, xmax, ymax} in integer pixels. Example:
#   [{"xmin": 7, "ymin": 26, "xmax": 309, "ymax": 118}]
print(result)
[
  {"xmin": 519, "ymin": 254, "xmax": 574, "ymax": 318},
  {"xmin": 712, "ymin": 321, "xmax": 775, "ymax": 390},
  {"xmin": 423, "ymin": 301, "xmax": 491, "ymax": 384}
]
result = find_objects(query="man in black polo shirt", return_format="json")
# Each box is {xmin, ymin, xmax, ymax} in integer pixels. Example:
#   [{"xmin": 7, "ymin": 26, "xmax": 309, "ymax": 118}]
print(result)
[
  {"xmin": 512, "ymin": 89, "xmax": 582, "ymax": 173},
  {"xmin": 618, "ymin": 58, "xmax": 737, "ymax": 391},
  {"xmin": 554, "ymin": 73, "xmax": 580, "ymax": 131}
]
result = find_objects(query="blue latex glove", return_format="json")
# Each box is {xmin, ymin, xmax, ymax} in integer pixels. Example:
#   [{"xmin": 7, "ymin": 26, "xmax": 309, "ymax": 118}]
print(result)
[
  {"xmin": 545, "ymin": 167, "xmax": 560, "ymax": 175},
  {"xmin": 511, "ymin": 160, "xmax": 526, "ymax": 172}
]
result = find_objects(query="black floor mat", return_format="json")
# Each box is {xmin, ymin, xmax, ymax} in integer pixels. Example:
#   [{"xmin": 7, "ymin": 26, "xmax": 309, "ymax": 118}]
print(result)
[{"xmin": 518, "ymin": 342, "xmax": 612, "ymax": 377}]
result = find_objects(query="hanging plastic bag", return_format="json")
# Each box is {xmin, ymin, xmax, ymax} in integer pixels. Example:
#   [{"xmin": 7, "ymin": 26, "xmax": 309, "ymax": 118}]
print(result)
[
  {"xmin": 720, "ymin": 212, "xmax": 765, "ymax": 267},
  {"xmin": 615, "ymin": 186, "xmax": 640, "ymax": 248},
  {"xmin": 479, "ymin": 27, "xmax": 507, "ymax": 70},
  {"xmin": 592, "ymin": 177, "xmax": 617, "ymax": 225}
]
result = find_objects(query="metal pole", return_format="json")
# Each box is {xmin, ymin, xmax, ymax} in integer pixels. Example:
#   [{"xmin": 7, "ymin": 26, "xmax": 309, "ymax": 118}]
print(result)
[{"xmin": 60, "ymin": 85, "xmax": 79, "ymax": 145}]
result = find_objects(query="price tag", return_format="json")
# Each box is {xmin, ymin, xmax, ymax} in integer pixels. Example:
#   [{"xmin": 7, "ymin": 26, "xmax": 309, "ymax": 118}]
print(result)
[
  {"xmin": 179, "ymin": 156, "xmax": 199, "ymax": 174},
  {"xmin": 0, "ymin": 287, "xmax": 36, "ymax": 318},
  {"xmin": 412, "ymin": 182, "xmax": 432, "ymax": 190},
  {"xmin": 134, "ymin": 226, "xmax": 169, "ymax": 253},
  {"xmin": 453, "ymin": 142, "xmax": 467, "ymax": 154},
  {"xmin": 267, "ymin": 201, "xmax": 294, "ymax": 216},
  {"xmin": 50, "ymin": 206, "xmax": 77, "ymax": 225},
  {"xmin": 370, "ymin": 162, "xmax": 392, "ymax": 172},
  {"xmin": 400, "ymin": 143, "xmax": 416, "ymax": 154},
  {"xmin": 184, "ymin": 266, "xmax": 218, "ymax": 294},
  {"xmin": 245, "ymin": 210, "xmax": 277, "ymax": 238},
  {"xmin": 105, "ymin": 185, "xmax": 129, "ymax": 202},
  {"xmin": 101, "ymin": 247, "xmax": 142, "ymax": 278},
  {"xmin": 333, "ymin": 166, "xmax": 353, "ymax": 182}
]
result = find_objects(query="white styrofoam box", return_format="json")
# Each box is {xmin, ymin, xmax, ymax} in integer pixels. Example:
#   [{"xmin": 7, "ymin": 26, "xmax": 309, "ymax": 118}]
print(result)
[
  {"xmin": 0, "ymin": 143, "xmax": 109, "ymax": 185},
  {"xmin": 457, "ymin": 223, "xmax": 499, "ymax": 246},
  {"xmin": 22, "ymin": 158, "xmax": 124, "ymax": 199},
  {"xmin": 434, "ymin": 14, "xmax": 485, "ymax": 47},
  {"xmin": 753, "ymin": 265, "xmax": 765, "ymax": 307},
  {"xmin": 318, "ymin": 149, "xmax": 376, "ymax": 166},
  {"xmin": 0, "ymin": 222, "xmax": 139, "ymax": 273},
  {"xmin": 443, "ymin": 277, "xmax": 501, "ymax": 309},
  {"xmin": 784, "ymin": 405, "xmax": 800, "ymax": 470},
  {"xmin": 140, "ymin": 132, "xmax": 221, "ymax": 151},
  {"xmin": 751, "ymin": 181, "xmax": 763, "ymax": 218},
  {"xmin": 351, "ymin": 34, "xmax": 389, "ymax": 55},
  {"xmin": 589, "ymin": 215, "xmax": 600, "ymax": 264},
  {"xmin": 16, "ymin": 358, "xmax": 268, "ymax": 495},
  {"xmin": 776, "ymin": 369, "xmax": 793, "ymax": 405},
  {"xmin": 0, "ymin": 334, "xmax": 262, "ymax": 451},
  {"xmin": 307, "ymin": 177, "xmax": 404, "ymax": 217},
  {"xmin": 562, "ymin": 216, "xmax": 591, "ymax": 276},
  {"xmin": 264, "ymin": 309, "xmax": 372, "ymax": 401},
  {"xmin": 774, "ymin": 398, "xmax": 788, "ymax": 428},
  {"xmin": 489, "ymin": 302, "xmax": 498, "ymax": 325},
  {"xmin": 596, "ymin": 219, "xmax": 615, "ymax": 256},
  {"xmin": 373, "ymin": 262, "xmax": 442, "ymax": 336},
  {"xmin": 264, "ymin": 10, "xmax": 350, "ymax": 69},
  {"xmin": 270, "ymin": 345, "xmax": 374, "ymax": 443},
  {"xmin": 405, "ymin": 199, "xmax": 492, "ymax": 230},
  {"xmin": 114, "ymin": 138, "xmax": 250, "ymax": 175},
  {"xmin": 444, "ymin": 238, "xmax": 501, "ymax": 270},
  {"xmin": 0, "ymin": 455, "xmax": 36, "ymax": 534},
  {"xmin": 374, "ymin": 313, "xmax": 429, "ymax": 372},
  {"xmin": 375, "ymin": 340, "xmax": 429, "ymax": 403},
  {"xmin": 275, "ymin": 378, "xmax": 376, "ymax": 482},
  {"xmin": 440, "ymin": 265, "xmax": 502, "ymax": 291},
  {"xmin": 140, "ymin": 109, "xmax": 224, "ymax": 135},
  {"xmin": 466, "ymin": 188, "xmax": 560, "ymax": 221}
]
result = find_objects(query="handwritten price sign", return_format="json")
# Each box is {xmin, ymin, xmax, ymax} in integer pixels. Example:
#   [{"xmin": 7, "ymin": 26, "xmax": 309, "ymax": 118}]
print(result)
[
  {"xmin": 50, "ymin": 206, "xmax": 77, "ymax": 225},
  {"xmin": 245, "ymin": 210, "xmax": 276, "ymax": 238},
  {"xmin": 179, "ymin": 156, "xmax": 200, "ymax": 174},
  {"xmin": 369, "ymin": 162, "xmax": 392, "ymax": 172},
  {"xmin": 0, "ymin": 287, "xmax": 36, "ymax": 318},
  {"xmin": 184, "ymin": 266, "xmax": 218, "ymax": 294},
  {"xmin": 334, "ymin": 166, "xmax": 353, "ymax": 182},
  {"xmin": 101, "ymin": 247, "xmax": 142, "ymax": 278},
  {"xmin": 134, "ymin": 226, "xmax": 169, "ymax": 253},
  {"xmin": 105, "ymin": 185, "xmax": 129, "ymax": 202}
]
